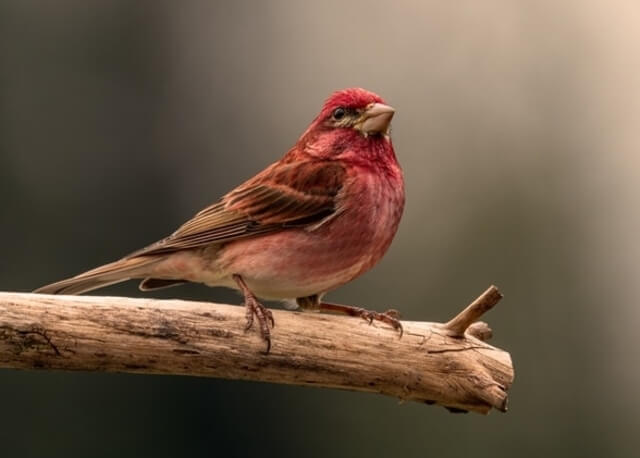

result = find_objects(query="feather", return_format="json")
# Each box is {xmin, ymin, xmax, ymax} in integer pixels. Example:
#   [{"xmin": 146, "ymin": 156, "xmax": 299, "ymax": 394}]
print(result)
[{"xmin": 125, "ymin": 160, "xmax": 346, "ymax": 257}]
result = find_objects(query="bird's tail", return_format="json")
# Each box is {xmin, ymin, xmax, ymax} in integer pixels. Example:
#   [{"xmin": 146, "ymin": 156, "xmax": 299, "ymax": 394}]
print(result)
[{"xmin": 34, "ymin": 256, "xmax": 161, "ymax": 295}]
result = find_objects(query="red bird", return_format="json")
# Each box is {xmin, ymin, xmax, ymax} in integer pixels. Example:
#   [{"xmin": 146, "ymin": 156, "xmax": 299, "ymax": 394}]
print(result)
[{"xmin": 35, "ymin": 88, "xmax": 406, "ymax": 352}]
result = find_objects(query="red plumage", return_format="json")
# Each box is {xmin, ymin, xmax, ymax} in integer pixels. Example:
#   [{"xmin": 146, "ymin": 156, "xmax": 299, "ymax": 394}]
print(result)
[{"xmin": 35, "ymin": 88, "xmax": 405, "ymax": 351}]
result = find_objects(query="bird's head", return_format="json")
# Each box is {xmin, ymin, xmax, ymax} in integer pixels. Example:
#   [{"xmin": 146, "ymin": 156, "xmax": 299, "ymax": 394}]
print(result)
[
  {"xmin": 295, "ymin": 88, "xmax": 397, "ymax": 162},
  {"xmin": 317, "ymin": 88, "xmax": 395, "ymax": 138}
]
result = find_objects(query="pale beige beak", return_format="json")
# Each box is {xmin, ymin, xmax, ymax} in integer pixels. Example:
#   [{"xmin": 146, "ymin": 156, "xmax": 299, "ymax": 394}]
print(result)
[{"xmin": 356, "ymin": 102, "xmax": 395, "ymax": 136}]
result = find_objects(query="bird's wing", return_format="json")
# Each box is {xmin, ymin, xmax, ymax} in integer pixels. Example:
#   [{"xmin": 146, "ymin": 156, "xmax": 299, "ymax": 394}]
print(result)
[{"xmin": 127, "ymin": 160, "xmax": 346, "ymax": 257}]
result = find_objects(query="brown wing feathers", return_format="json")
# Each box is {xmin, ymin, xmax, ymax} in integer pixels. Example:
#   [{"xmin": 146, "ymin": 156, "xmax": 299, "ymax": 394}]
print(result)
[{"xmin": 129, "ymin": 160, "xmax": 345, "ymax": 257}]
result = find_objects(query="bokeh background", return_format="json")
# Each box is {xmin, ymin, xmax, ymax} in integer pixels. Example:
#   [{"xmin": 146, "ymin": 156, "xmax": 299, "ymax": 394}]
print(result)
[{"xmin": 1, "ymin": 1, "xmax": 639, "ymax": 457}]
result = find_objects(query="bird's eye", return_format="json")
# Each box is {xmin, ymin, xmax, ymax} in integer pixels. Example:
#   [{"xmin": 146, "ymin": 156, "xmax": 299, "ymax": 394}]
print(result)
[{"xmin": 332, "ymin": 107, "xmax": 346, "ymax": 120}]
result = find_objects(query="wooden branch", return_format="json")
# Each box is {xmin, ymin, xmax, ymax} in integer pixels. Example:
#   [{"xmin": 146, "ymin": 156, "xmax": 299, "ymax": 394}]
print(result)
[{"xmin": 0, "ymin": 286, "xmax": 513, "ymax": 414}]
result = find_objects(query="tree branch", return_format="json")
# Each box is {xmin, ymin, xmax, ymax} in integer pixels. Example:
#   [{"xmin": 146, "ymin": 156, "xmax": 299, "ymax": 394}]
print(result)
[{"xmin": 0, "ymin": 287, "xmax": 513, "ymax": 414}]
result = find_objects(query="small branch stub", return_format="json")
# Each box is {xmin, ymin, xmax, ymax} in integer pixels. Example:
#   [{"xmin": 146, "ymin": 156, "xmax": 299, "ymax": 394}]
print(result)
[
  {"xmin": 0, "ymin": 287, "xmax": 513, "ymax": 414},
  {"xmin": 444, "ymin": 285, "xmax": 503, "ymax": 337}
]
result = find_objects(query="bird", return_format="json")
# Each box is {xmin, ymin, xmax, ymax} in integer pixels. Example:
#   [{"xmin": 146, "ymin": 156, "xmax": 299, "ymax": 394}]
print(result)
[{"xmin": 35, "ymin": 88, "xmax": 406, "ymax": 352}]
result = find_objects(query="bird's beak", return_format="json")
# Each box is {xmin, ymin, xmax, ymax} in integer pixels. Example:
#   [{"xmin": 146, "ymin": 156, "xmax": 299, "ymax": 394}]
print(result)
[{"xmin": 355, "ymin": 103, "xmax": 395, "ymax": 136}]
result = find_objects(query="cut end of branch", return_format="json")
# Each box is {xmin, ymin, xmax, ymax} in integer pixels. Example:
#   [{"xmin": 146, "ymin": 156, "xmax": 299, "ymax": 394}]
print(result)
[
  {"xmin": 480, "ymin": 384, "xmax": 509, "ymax": 412},
  {"xmin": 444, "ymin": 285, "xmax": 503, "ymax": 337}
]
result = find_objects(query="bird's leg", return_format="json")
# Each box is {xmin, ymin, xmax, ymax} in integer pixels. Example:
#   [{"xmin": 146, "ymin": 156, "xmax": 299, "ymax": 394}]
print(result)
[
  {"xmin": 296, "ymin": 295, "xmax": 403, "ymax": 337},
  {"xmin": 233, "ymin": 274, "xmax": 274, "ymax": 353}
]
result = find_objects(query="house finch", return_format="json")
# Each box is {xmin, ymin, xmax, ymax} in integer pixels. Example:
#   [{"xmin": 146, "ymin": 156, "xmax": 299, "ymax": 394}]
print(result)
[{"xmin": 35, "ymin": 88, "xmax": 405, "ymax": 352}]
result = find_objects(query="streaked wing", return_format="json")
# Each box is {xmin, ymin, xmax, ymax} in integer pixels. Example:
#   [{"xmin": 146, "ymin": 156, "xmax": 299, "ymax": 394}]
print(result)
[{"xmin": 127, "ymin": 160, "xmax": 346, "ymax": 257}]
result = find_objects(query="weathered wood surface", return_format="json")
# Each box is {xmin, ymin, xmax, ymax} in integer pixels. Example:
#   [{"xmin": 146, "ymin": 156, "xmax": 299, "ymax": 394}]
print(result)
[{"xmin": 0, "ymin": 287, "xmax": 513, "ymax": 414}]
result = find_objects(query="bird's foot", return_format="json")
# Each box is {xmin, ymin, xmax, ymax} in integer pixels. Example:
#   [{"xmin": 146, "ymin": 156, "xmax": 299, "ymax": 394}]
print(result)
[
  {"xmin": 310, "ymin": 300, "xmax": 403, "ymax": 338},
  {"xmin": 233, "ymin": 274, "xmax": 274, "ymax": 353},
  {"xmin": 244, "ymin": 294, "xmax": 274, "ymax": 353},
  {"xmin": 354, "ymin": 307, "xmax": 403, "ymax": 337}
]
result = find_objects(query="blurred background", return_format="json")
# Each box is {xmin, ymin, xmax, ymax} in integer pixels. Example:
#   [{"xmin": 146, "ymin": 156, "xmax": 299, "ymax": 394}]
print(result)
[{"xmin": 1, "ymin": 1, "xmax": 639, "ymax": 457}]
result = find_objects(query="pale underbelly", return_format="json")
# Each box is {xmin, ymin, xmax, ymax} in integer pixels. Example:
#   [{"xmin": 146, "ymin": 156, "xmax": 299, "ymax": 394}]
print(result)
[
  {"xmin": 210, "ymin": 225, "xmax": 380, "ymax": 299},
  {"xmin": 147, "ymin": 172, "xmax": 403, "ymax": 300},
  {"xmin": 148, "ymin": 221, "xmax": 386, "ymax": 300}
]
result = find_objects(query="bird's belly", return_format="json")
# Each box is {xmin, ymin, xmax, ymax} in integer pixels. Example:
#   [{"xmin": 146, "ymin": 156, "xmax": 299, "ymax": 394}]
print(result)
[
  {"xmin": 208, "ymin": 192, "xmax": 402, "ymax": 299},
  {"xmin": 211, "ymin": 227, "xmax": 373, "ymax": 299},
  {"xmin": 146, "ymin": 206, "xmax": 395, "ymax": 300},
  {"xmin": 163, "ymin": 170, "xmax": 405, "ymax": 300}
]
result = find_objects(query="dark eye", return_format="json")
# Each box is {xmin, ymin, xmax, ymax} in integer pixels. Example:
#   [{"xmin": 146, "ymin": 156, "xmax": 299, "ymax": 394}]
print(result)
[{"xmin": 332, "ymin": 107, "xmax": 346, "ymax": 120}]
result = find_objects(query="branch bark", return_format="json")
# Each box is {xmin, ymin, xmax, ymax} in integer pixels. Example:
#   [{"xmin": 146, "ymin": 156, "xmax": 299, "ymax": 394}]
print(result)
[{"xmin": 0, "ymin": 286, "xmax": 513, "ymax": 414}]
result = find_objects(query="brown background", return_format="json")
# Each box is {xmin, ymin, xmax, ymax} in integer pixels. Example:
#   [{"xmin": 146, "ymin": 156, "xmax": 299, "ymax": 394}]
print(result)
[{"xmin": 1, "ymin": 1, "xmax": 639, "ymax": 457}]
